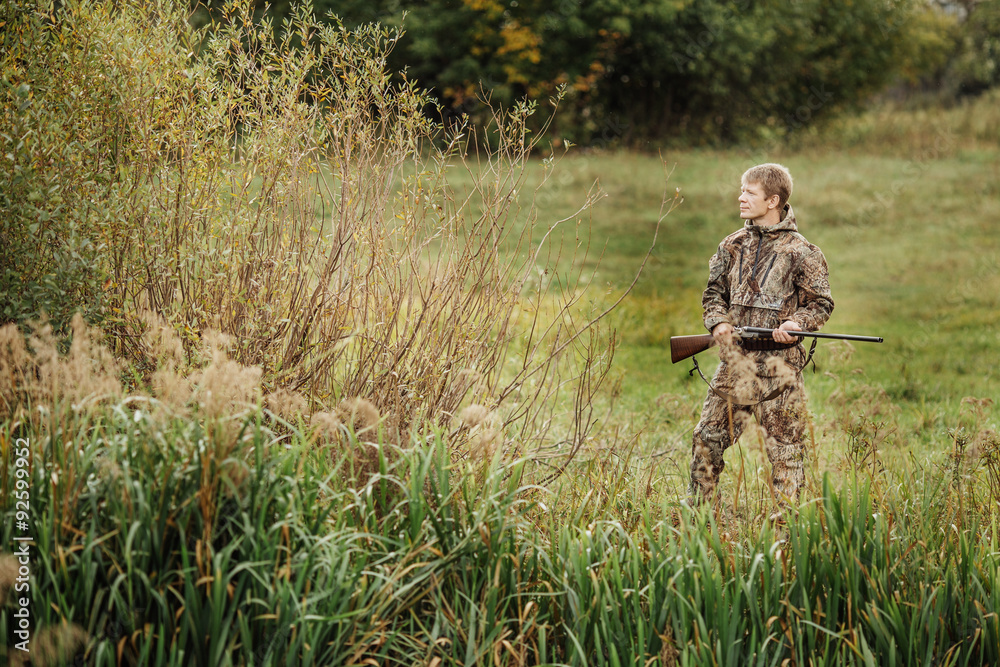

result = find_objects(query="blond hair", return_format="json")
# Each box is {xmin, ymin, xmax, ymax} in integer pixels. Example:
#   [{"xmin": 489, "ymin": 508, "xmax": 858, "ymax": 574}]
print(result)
[{"xmin": 742, "ymin": 163, "xmax": 793, "ymax": 208}]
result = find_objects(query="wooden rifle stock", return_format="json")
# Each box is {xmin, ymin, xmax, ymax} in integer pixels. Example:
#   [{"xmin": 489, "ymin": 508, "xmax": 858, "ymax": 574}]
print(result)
[{"xmin": 670, "ymin": 334, "xmax": 716, "ymax": 364}]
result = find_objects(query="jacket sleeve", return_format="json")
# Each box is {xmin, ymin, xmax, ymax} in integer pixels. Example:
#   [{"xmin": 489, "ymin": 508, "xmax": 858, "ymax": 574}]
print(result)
[
  {"xmin": 702, "ymin": 243, "xmax": 732, "ymax": 332},
  {"xmin": 790, "ymin": 247, "xmax": 834, "ymax": 331}
]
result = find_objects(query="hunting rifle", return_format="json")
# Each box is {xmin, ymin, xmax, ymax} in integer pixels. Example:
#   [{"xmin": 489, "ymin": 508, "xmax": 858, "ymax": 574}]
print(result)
[{"xmin": 670, "ymin": 326, "xmax": 883, "ymax": 364}]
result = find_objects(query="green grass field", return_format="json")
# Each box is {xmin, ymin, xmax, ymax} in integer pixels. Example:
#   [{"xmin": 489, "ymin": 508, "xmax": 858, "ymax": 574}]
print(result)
[{"xmin": 524, "ymin": 139, "xmax": 999, "ymax": 459}]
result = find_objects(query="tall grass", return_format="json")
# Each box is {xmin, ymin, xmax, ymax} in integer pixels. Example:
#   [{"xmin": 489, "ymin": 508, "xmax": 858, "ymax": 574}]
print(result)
[
  {"xmin": 794, "ymin": 88, "xmax": 1000, "ymax": 157},
  {"xmin": 2, "ymin": 320, "xmax": 999, "ymax": 665}
]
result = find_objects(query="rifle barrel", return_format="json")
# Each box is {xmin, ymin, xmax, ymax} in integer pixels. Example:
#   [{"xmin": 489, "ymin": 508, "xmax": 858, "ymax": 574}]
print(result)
[{"xmin": 739, "ymin": 326, "xmax": 883, "ymax": 343}]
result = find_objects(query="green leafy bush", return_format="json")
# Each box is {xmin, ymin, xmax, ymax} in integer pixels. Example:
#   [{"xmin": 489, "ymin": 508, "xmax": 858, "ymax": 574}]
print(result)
[{"xmin": 1, "ymin": 5, "xmax": 110, "ymax": 333}]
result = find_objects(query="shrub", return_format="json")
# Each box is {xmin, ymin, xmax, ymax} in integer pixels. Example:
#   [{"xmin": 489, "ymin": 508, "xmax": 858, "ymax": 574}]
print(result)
[
  {"xmin": 0, "ymin": 2, "xmax": 110, "ymax": 333},
  {"xmin": 4, "ymin": 0, "xmax": 661, "ymax": 463}
]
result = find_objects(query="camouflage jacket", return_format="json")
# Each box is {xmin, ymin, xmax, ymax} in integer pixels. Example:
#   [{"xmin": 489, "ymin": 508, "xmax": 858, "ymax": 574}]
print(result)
[{"xmin": 702, "ymin": 205, "xmax": 834, "ymax": 366}]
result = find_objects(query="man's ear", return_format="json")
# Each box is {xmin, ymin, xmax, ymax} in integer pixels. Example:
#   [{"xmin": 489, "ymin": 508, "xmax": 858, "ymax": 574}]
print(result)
[{"xmin": 767, "ymin": 194, "xmax": 781, "ymax": 210}]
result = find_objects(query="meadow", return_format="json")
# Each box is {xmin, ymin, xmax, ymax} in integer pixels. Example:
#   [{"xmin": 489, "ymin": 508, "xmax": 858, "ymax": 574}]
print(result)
[
  {"xmin": 486, "ymin": 103, "xmax": 1000, "ymax": 499},
  {"xmin": 3, "ymin": 1, "xmax": 1000, "ymax": 665},
  {"xmin": 4, "ymin": 110, "xmax": 999, "ymax": 667}
]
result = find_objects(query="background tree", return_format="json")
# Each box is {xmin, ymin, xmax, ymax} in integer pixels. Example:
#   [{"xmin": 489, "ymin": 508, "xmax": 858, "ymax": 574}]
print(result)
[
  {"xmin": 200, "ymin": 0, "xmax": 950, "ymax": 144},
  {"xmin": 252, "ymin": 0, "xmax": 948, "ymax": 145},
  {"xmin": 948, "ymin": 0, "xmax": 1000, "ymax": 95}
]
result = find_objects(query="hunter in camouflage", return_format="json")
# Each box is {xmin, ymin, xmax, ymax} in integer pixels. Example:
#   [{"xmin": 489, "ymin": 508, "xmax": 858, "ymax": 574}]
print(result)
[{"xmin": 687, "ymin": 164, "xmax": 834, "ymax": 516}]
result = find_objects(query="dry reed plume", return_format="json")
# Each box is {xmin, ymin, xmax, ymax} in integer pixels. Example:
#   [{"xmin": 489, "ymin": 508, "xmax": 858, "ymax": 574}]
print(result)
[
  {"xmin": 8, "ymin": 621, "xmax": 87, "ymax": 667},
  {"xmin": 0, "ymin": 315, "xmax": 120, "ymax": 423},
  {"xmin": 0, "ymin": 554, "xmax": 19, "ymax": 607}
]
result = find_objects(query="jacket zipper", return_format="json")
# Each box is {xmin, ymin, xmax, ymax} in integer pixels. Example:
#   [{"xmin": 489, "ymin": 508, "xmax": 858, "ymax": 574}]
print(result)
[
  {"xmin": 759, "ymin": 254, "xmax": 777, "ymax": 287},
  {"xmin": 749, "ymin": 234, "xmax": 764, "ymax": 284}
]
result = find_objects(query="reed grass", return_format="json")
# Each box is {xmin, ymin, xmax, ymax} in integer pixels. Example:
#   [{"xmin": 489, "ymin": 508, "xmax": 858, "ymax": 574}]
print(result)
[{"xmin": 2, "ymin": 319, "xmax": 999, "ymax": 665}]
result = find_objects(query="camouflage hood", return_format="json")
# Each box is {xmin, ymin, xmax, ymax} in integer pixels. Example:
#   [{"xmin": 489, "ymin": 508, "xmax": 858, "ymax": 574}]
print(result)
[
  {"xmin": 702, "ymin": 204, "xmax": 834, "ymax": 362},
  {"xmin": 743, "ymin": 203, "xmax": 799, "ymax": 235}
]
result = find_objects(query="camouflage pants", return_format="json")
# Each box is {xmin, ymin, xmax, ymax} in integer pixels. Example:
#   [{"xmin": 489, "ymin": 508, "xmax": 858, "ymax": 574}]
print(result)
[{"xmin": 688, "ymin": 365, "xmax": 807, "ymax": 506}]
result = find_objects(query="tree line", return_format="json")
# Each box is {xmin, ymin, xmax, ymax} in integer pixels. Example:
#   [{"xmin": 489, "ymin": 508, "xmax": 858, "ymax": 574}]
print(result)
[{"xmin": 209, "ymin": 0, "xmax": 999, "ymax": 146}]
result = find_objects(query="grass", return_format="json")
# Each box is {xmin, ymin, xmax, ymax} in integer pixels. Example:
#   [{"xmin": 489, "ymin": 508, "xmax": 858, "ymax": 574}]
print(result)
[
  {"xmin": 3, "ymin": 1, "xmax": 1000, "ymax": 663},
  {"xmin": 515, "ymin": 138, "xmax": 1000, "ymax": 458},
  {"xmin": 2, "ymin": 390, "xmax": 998, "ymax": 665},
  {"xmin": 456, "ymin": 99, "xmax": 1000, "ymax": 542},
  {"xmin": 4, "ymin": 126, "xmax": 1000, "ymax": 661},
  {"xmin": 4, "ymin": 127, "xmax": 999, "ymax": 664}
]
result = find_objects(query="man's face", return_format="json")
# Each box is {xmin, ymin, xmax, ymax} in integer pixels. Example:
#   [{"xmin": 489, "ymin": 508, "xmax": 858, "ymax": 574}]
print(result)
[{"xmin": 738, "ymin": 181, "xmax": 778, "ymax": 222}]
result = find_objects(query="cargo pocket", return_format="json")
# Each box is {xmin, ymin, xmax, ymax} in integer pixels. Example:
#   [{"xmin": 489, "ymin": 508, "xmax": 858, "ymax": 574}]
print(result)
[{"xmin": 731, "ymin": 288, "xmax": 786, "ymax": 318}]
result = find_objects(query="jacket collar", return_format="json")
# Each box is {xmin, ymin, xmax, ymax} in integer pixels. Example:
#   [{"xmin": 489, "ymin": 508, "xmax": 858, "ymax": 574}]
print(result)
[{"xmin": 744, "ymin": 204, "xmax": 797, "ymax": 234}]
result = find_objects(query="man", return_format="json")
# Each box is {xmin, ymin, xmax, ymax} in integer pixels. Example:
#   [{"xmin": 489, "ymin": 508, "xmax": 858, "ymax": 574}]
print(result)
[{"xmin": 687, "ymin": 163, "xmax": 834, "ymax": 517}]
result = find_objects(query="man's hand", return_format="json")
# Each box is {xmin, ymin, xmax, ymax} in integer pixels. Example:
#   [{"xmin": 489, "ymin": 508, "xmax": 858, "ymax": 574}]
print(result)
[
  {"xmin": 773, "ymin": 320, "xmax": 802, "ymax": 344},
  {"xmin": 712, "ymin": 322, "xmax": 734, "ymax": 344}
]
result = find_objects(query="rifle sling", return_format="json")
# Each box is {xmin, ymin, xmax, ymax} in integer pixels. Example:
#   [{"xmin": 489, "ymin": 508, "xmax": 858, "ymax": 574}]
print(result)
[{"xmin": 687, "ymin": 338, "xmax": 818, "ymax": 407}]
